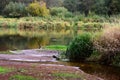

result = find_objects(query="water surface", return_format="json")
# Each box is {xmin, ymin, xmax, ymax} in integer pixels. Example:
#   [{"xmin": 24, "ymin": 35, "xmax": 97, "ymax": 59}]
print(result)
[
  {"xmin": 0, "ymin": 29, "xmax": 73, "ymax": 51},
  {"xmin": 48, "ymin": 61, "xmax": 120, "ymax": 80}
]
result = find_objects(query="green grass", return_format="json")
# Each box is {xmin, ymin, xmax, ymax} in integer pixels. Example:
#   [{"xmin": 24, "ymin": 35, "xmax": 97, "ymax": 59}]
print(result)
[
  {"xmin": 0, "ymin": 51, "xmax": 12, "ymax": 54},
  {"xmin": 52, "ymin": 72, "xmax": 81, "ymax": 78},
  {"xmin": 9, "ymin": 75, "xmax": 37, "ymax": 80},
  {"xmin": 0, "ymin": 66, "xmax": 12, "ymax": 74},
  {"xmin": 45, "ymin": 45, "xmax": 67, "ymax": 51}
]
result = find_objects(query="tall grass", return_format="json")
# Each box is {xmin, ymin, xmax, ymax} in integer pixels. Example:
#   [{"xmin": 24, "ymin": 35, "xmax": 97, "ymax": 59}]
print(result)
[
  {"xmin": 1, "ymin": 15, "xmax": 118, "ymax": 33},
  {"xmin": 94, "ymin": 26, "xmax": 120, "ymax": 65}
]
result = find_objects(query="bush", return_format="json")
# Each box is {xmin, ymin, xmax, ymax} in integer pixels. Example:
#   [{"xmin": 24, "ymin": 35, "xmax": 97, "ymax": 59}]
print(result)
[
  {"xmin": 64, "ymin": 12, "xmax": 74, "ymax": 18},
  {"xmin": 27, "ymin": 1, "xmax": 49, "ymax": 17},
  {"xmin": 3, "ymin": 2, "xmax": 27, "ymax": 18},
  {"xmin": 66, "ymin": 33, "xmax": 93, "ymax": 61},
  {"xmin": 94, "ymin": 27, "xmax": 120, "ymax": 65},
  {"xmin": 50, "ymin": 7, "xmax": 73, "ymax": 17}
]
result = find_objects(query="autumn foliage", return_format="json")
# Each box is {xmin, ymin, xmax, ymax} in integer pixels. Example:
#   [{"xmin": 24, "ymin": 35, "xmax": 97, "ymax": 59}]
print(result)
[
  {"xmin": 94, "ymin": 27, "xmax": 120, "ymax": 65},
  {"xmin": 27, "ymin": 1, "xmax": 49, "ymax": 16}
]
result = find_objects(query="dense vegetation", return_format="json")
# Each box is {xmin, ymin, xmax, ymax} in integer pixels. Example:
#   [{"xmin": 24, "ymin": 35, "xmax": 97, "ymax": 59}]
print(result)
[
  {"xmin": 0, "ymin": 0, "xmax": 120, "ymax": 16},
  {"xmin": 66, "ymin": 33, "xmax": 93, "ymax": 61},
  {"xmin": 64, "ymin": 0, "xmax": 120, "ymax": 16},
  {"xmin": 66, "ymin": 27, "xmax": 120, "ymax": 66}
]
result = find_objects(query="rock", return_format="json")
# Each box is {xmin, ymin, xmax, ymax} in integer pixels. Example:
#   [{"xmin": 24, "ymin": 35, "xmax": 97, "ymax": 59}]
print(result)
[{"xmin": 52, "ymin": 55, "xmax": 60, "ymax": 60}]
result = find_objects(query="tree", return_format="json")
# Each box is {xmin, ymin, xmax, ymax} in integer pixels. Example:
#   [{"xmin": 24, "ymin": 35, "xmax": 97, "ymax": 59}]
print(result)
[
  {"xmin": 63, "ymin": 0, "xmax": 78, "ymax": 12},
  {"xmin": 78, "ymin": 0, "xmax": 94, "ymax": 16},
  {"xmin": 92, "ymin": 0, "xmax": 107, "ymax": 15},
  {"xmin": 64, "ymin": 0, "xmax": 94, "ymax": 16},
  {"xmin": 27, "ymin": 1, "xmax": 49, "ymax": 16},
  {"xmin": 0, "ymin": 0, "xmax": 33, "ymax": 14},
  {"xmin": 3, "ymin": 2, "xmax": 27, "ymax": 17},
  {"xmin": 64, "ymin": 0, "xmax": 120, "ymax": 16},
  {"xmin": 0, "ymin": 0, "xmax": 9, "ymax": 13},
  {"xmin": 45, "ymin": 0, "xmax": 64, "ymax": 8},
  {"xmin": 105, "ymin": 0, "xmax": 120, "ymax": 15}
]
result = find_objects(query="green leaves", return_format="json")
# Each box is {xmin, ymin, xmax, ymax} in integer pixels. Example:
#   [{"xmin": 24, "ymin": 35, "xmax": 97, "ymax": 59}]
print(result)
[
  {"xmin": 66, "ymin": 33, "xmax": 93, "ymax": 61},
  {"xmin": 3, "ymin": 2, "xmax": 27, "ymax": 18}
]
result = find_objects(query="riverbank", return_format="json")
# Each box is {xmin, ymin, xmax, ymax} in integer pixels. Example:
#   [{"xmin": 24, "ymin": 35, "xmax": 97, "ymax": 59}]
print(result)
[
  {"xmin": 0, "ymin": 60, "xmax": 103, "ymax": 80},
  {"xmin": 0, "ymin": 49, "xmax": 103, "ymax": 80}
]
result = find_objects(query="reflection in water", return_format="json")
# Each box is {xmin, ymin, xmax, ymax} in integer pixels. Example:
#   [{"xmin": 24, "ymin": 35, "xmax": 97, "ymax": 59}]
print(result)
[
  {"xmin": 37, "ymin": 61, "xmax": 120, "ymax": 80},
  {"xmin": 0, "ymin": 35, "xmax": 28, "ymax": 50},
  {"xmin": 0, "ymin": 29, "xmax": 73, "ymax": 51},
  {"xmin": 58, "ymin": 62, "xmax": 120, "ymax": 80}
]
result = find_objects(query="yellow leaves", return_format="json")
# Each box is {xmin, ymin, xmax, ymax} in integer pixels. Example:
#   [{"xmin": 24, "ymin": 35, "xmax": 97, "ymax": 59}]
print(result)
[
  {"xmin": 27, "ymin": 1, "xmax": 49, "ymax": 17},
  {"xmin": 27, "ymin": 2, "xmax": 41, "ymax": 16}
]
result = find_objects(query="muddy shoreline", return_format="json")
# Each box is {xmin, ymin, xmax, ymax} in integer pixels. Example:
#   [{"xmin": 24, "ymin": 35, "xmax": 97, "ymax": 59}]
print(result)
[{"xmin": 0, "ymin": 49, "xmax": 103, "ymax": 80}]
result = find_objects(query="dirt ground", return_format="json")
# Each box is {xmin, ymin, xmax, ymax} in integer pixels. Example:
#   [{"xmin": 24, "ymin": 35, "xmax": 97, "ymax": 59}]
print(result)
[
  {"xmin": 0, "ymin": 49, "xmax": 103, "ymax": 80},
  {"xmin": 0, "ymin": 49, "xmax": 58, "ymax": 62},
  {"xmin": 0, "ymin": 60, "xmax": 103, "ymax": 80}
]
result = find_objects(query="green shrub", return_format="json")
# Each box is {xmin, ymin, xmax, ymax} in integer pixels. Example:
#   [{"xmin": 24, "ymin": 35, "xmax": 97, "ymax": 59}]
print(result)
[
  {"xmin": 3, "ymin": 2, "xmax": 27, "ymax": 18},
  {"xmin": 66, "ymin": 33, "xmax": 93, "ymax": 61},
  {"xmin": 27, "ymin": 1, "xmax": 49, "ymax": 17},
  {"xmin": 50, "ymin": 7, "xmax": 73, "ymax": 17},
  {"xmin": 94, "ymin": 27, "xmax": 120, "ymax": 65},
  {"xmin": 50, "ymin": 7, "xmax": 67, "ymax": 16},
  {"xmin": 64, "ymin": 12, "xmax": 74, "ymax": 18}
]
